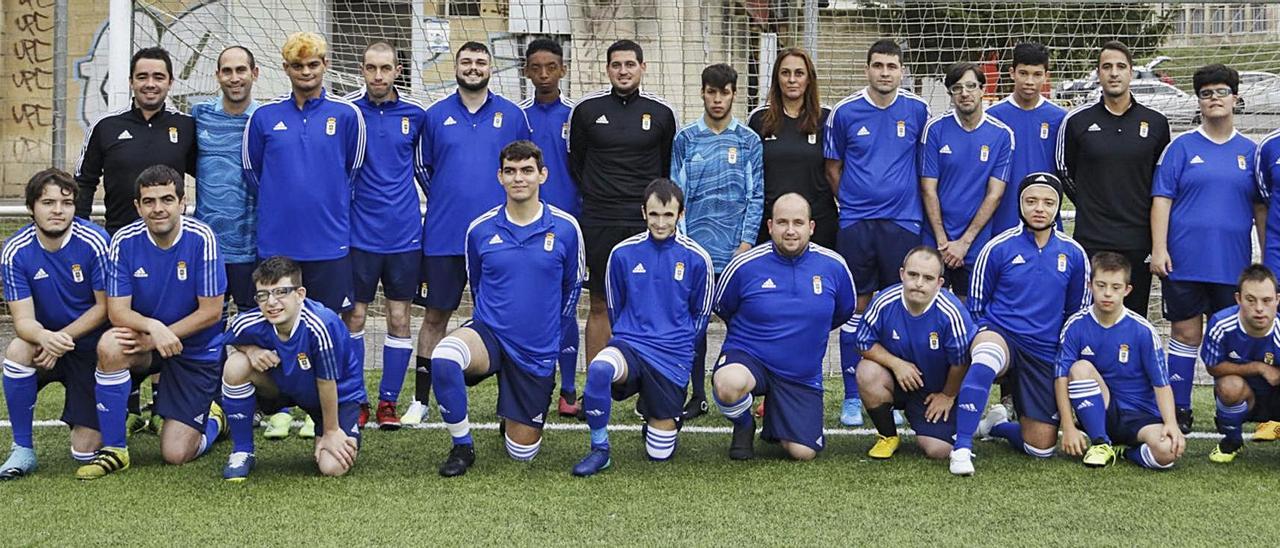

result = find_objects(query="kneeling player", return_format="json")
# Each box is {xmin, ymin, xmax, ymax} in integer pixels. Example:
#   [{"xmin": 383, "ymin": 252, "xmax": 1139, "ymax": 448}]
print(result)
[
  {"xmin": 1054, "ymin": 252, "xmax": 1184, "ymax": 469},
  {"xmin": 1, "ymin": 169, "xmax": 110, "ymax": 478},
  {"xmin": 220, "ymin": 257, "xmax": 366, "ymax": 480},
  {"xmin": 572, "ymin": 179, "xmax": 713, "ymax": 476},
  {"xmin": 855, "ymin": 246, "xmax": 974, "ymax": 460},
  {"xmin": 431, "ymin": 141, "xmax": 583, "ymax": 477},
  {"xmin": 712, "ymin": 194, "xmax": 855, "ymax": 461},
  {"xmin": 82, "ymin": 166, "xmax": 227, "ymax": 480},
  {"xmin": 1203, "ymin": 264, "xmax": 1280, "ymax": 463},
  {"xmin": 948, "ymin": 173, "xmax": 1089, "ymax": 476}
]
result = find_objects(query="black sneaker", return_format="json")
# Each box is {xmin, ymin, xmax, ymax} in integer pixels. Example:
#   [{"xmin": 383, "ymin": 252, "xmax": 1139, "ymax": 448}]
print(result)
[
  {"xmin": 681, "ymin": 398, "xmax": 709, "ymax": 421},
  {"xmin": 438, "ymin": 444, "xmax": 476, "ymax": 477},
  {"xmin": 1176, "ymin": 407, "xmax": 1193, "ymax": 435},
  {"xmin": 729, "ymin": 416, "xmax": 756, "ymax": 460}
]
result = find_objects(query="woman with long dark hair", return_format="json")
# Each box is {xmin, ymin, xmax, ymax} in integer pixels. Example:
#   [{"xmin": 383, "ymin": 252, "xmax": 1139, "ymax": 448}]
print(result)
[{"xmin": 747, "ymin": 48, "xmax": 838, "ymax": 247}]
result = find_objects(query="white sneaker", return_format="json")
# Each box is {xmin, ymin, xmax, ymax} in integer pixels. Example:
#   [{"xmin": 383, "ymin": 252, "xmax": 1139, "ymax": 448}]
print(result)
[
  {"xmin": 950, "ymin": 448, "xmax": 975, "ymax": 476},
  {"xmin": 893, "ymin": 410, "xmax": 905, "ymax": 426},
  {"xmin": 976, "ymin": 403, "xmax": 1010, "ymax": 439},
  {"xmin": 400, "ymin": 400, "xmax": 430, "ymax": 426}
]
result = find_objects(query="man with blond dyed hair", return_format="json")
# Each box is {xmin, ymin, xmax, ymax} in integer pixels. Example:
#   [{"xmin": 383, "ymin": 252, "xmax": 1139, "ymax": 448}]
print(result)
[{"xmin": 243, "ymin": 32, "xmax": 366, "ymax": 316}]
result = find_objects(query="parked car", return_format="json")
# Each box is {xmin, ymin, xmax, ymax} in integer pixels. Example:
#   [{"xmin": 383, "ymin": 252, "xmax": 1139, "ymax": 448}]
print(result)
[{"xmin": 1084, "ymin": 79, "xmax": 1199, "ymax": 126}]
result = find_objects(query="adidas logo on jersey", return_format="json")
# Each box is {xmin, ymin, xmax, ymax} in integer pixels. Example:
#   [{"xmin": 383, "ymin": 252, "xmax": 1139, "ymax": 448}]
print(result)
[
  {"xmin": 1081, "ymin": 346, "xmax": 1095, "ymax": 356},
  {"xmin": 761, "ymin": 278, "xmax": 776, "ymax": 289},
  {"xmin": 939, "ymin": 144, "xmax": 953, "ymax": 154},
  {"xmin": 1229, "ymin": 351, "xmax": 1243, "ymax": 360},
  {"xmin": 1011, "ymin": 255, "xmax": 1026, "ymax": 265},
  {"xmin": 595, "ymin": 115, "xmax": 609, "ymax": 124},
  {"xmin": 199, "ymin": 129, "xmax": 211, "ymax": 140},
  {"xmin": 856, "ymin": 126, "xmax": 871, "ymax": 136},
  {"xmin": 1076, "ymin": 400, "xmax": 1094, "ymax": 409},
  {"xmin": 891, "ymin": 329, "xmax": 901, "ymax": 340},
  {"xmin": 958, "ymin": 403, "xmax": 978, "ymax": 412},
  {"xmin": 1190, "ymin": 155, "xmax": 1205, "ymax": 165},
  {"xmin": 632, "ymin": 263, "xmax": 647, "ymax": 274},
  {"xmin": 272, "ymin": 121, "xmax": 287, "ymax": 131},
  {"xmin": 443, "ymin": 116, "xmax": 457, "ymax": 126},
  {"xmin": 532, "ymin": 413, "xmax": 544, "ymax": 424},
  {"xmin": 32, "ymin": 268, "xmax": 48, "ymax": 280},
  {"xmin": 133, "ymin": 267, "xmax": 148, "ymax": 278},
  {"xmin": 691, "ymin": 153, "xmax": 704, "ymax": 162},
  {"xmin": 488, "ymin": 234, "xmax": 504, "ymax": 245},
  {"xmin": 117, "ymin": 130, "xmax": 133, "ymax": 140},
  {"xmin": 1087, "ymin": 123, "xmax": 1102, "ymax": 132}
]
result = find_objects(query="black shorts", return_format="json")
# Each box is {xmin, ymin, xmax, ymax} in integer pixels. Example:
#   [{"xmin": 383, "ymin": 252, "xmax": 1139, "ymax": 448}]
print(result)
[
  {"xmin": 837, "ymin": 220, "xmax": 922, "ymax": 295},
  {"xmin": 1161, "ymin": 279, "xmax": 1236, "ymax": 322},
  {"xmin": 716, "ymin": 349, "xmax": 825, "ymax": 452},
  {"xmin": 414, "ymin": 255, "xmax": 468, "ymax": 311},
  {"xmin": 225, "ymin": 261, "xmax": 258, "ymax": 312},
  {"xmin": 1245, "ymin": 375, "xmax": 1280, "ymax": 423},
  {"xmin": 1105, "ymin": 403, "xmax": 1162, "ymax": 446},
  {"xmin": 463, "ymin": 319, "xmax": 555, "ymax": 429},
  {"xmin": 351, "ymin": 248, "xmax": 420, "ymax": 303},
  {"xmin": 583, "ymin": 224, "xmax": 645, "ymax": 294},
  {"xmin": 608, "ymin": 339, "xmax": 687, "ymax": 421},
  {"xmin": 35, "ymin": 344, "xmax": 99, "ymax": 430}
]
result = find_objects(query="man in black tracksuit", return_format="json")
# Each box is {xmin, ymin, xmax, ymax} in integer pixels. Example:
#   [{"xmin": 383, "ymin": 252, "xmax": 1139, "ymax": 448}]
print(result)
[
  {"xmin": 1057, "ymin": 41, "xmax": 1170, "ymax": 316},
  {"xmin": 568, "ymin": 39, "xmax": 679, "ymax": 403},
  {"xmin": 75, "ymin": 47, "xmax": 197, "ymax": 234}
]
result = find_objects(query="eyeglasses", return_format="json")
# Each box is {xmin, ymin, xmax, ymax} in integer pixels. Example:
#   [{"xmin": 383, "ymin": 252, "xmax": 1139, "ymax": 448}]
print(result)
[
  {"xmin": 1197, "ymin": 88, "xmax": 1234, "ymax": 99},
  {"xmin": 252, "ymin": 286, "xmax": 300, "ymax": 303},
  {"xmin": 948, "ymin": 81, "xmax": 981, "ymax": 95}
]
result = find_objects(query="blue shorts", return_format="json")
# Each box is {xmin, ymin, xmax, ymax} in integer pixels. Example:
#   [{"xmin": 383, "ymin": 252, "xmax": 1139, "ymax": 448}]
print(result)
[
  {"xmin": 463, "ymin": 320, "xmax": 554, "ymax": 429},
  {"xmin": 351, "ymin": 248, "xmax": 420, "ymax": 303},
  {"xmin": 837, "ymin": 220, "xmax": 922, "ymax": 295},
  {"xmin": 609, "ymin": 339, "xmax": 687, "ymax": 421},
  {"xmin": 1244, "ymin": 375, "xmax": 1280, "ymax": 422},
  {"xmin": 144, "ymin": 353, "xmax": 222, "ymax": 432},
  {"xmin": 414, "ymin": 255, "xmax": 467, "ymax": 311},
  {"xmin": 35, "ymin": 344, "xmax": 99, "ymax": 430},
  {"xmin": 258, "ymin": 392, "xmax": 363, "ymax": 445},
  {"xmin": 1161, "ymin": 279, "xmax": 1236, "ymax": 322},
  {"xmin": 225, "ymin": 261, "xmax": 258, "ymax": 311},
  {"xmin": 296, "ymin": 255, "xmax": 354, "ymax": 313},
  {"xmin": 978, "ymin": 321, "xmax": 1058, "ymax": 425},
  {"xmin": 894, "ymin": 388, "xmax": 956, "ymax": 443},
  {"xmin": 1105, "ymin": 403, "xmax": 1162, "ymax": 446},
  {"xmin": 716, "ymin": 349, "xmax": 825, "ymax": 452}
]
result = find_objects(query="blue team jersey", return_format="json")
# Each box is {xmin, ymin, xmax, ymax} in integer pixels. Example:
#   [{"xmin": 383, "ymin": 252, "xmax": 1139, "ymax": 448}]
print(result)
[
  {"xmin": 419, "ymin": 91, "xmax": 533, "ymax": 256},
  {"xmin": 345, "ymin": 90, "xmax": 427, "ymax": 254},
  {"xmin": 227, "ymin": 299, "xmax": 366, "ymax": 409},
  {"xmin": 606, "ymin": 231, "xmax": 714, "ymax": 387},
  {"xmin": 987, "ymin": 96, "xmax": 1066, "ymax": 233},
  {"xmin": 466, "ymin": 203, "xmax": 583, "ymax": 376},
  {"xmin": 919, "ymin": 112, "xmax": 1015, "ymax": 264},
  {"xmin": 855, "ymin": 283, "xmax": 975, "ymax": 393},
  {"xmin": 520, "ymin": 96, "xmax": 580, "ymax": 217},
  {"xmin": 970, "ymin": 225, "xmax": 1091, "ymax": 362},
  {"xmin": 243, "ymin": 89, "xmax": 366, "ymax": 261},
  {"xmin": 1153, "ymin": 129, "xmax": 1260, "ymax": 285},
  {"xmin": 671, "ymin": 117, "xmax": 764, "ymax": 273},
  {"xmin": 192, "ymin": 99, "xmax": 259, "ymax": 264},
  {"xmin": 107, "ymin": 217, "xmax": 227, "ymax": 361},
  {"xmin": 1202, "ymin": 305, "xmax": 1280, "ymax": 371},
  {"xmin": 715, "ymin": 243, "xmax": 856, "ymax": 389},
  {"xmin": 1257, "ymin": 129, "xmax": 1280, "ymax": 275},
  {"xmin": 1057, "ymin": 308, "xmax": 1167, "ymax": 416},
  {"xmin": 824, "ymin": 89, "xmax": 930, "ymax": 231},
  {"xmin": 1, "ymin": 218, "xmax": 109, "ymax": 346}
]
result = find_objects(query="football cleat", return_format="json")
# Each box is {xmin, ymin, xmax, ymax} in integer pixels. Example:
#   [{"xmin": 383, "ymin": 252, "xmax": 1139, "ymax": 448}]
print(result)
[
  {"xmin": 357, "ymin": 403, "xmax": 371, "ymax": 429},
  {"xmin": 376, "ymin": 401, "xmax": 401, "ymax": 431},
  {"xmin": 893, "ymin": 410, "xmax": 905, "ymax": 426},
  {"xmin": 976, "ymin": 403, "xmax": 1010, "ymax": 439},
  {"xmin": 1253, "ymin": 421, "xmax": 1280, "ymax": 442},
  {"xmin": 729, "ymin": 416, "xmax": 756, "ymax": 460},
  {"xmin": 75, "ymin": 447, "xmax": 130, "ymax": 480},
  {"xmin": 949, "ymin": 448, "xmax": 975, "ymax": 476},
  {"xmin": 557, "ymin": 393, "xmax": 581, "ymax": 418},
  {"xmin": 209, "ymin": 402, "xmax": 227, "ymax": 440},
  {"xmin": 399, "ymin": 400, "xmax": 429, "ymax": 426},
  {"xmin": 0, "ymin": 444, "xmax": 37, "ymax": 480},
  {"xmin": 439, "ymin": 444, "xmax": 476, "ymax": 477},
  {"xmin": 681, "ymin": 398, "xmax": 708, "ymax": 421},
  {"xmin": 1209, "ymin": 442, "xmax": 1242, "ymax": 464},
  {"xmin": 1175, "ymin": 407, "xmax": 1193, "ymax": 435},
  {"xmin": 754, "ymin": 397, "xmax": 765, "ymax": 418},
  {"xmin": 126, "ymin": 413, "xmax": 147, "ymax": 437},
  {"xmin": 1082, "ymin": 443, "xmax": 1117, "ymax": 468},
  {"xmin": 222, "ymin": 452, "xmax": 256, "ymax": 482},
  {"xmin": 840, "ymin": 398, "xmax": 864, "ymax": 427},
  {"xmin": 571, "ymin": 448, "xmax": 612, "ymax": 477},
  {"xmin": 263, "ymin": 411, "xmax": 293, "ymax": 440},
  {"xmin": 298, "ymin": 415, "xmax": 316, "ymax": 439},
  {"xmin": 868, "ymin": 435, "xmax": 900, "ymax": 460}
]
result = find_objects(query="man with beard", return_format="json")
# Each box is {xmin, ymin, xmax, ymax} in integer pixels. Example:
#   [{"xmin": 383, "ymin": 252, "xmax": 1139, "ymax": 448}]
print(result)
[
  {"xmin": 411, "ymin": 42, "xmax": 532, "ymax": 426},
  {"xmin": 0, "ymin": 169, "xmax": 111, "ymax": 479},
  {"xmin": 920, "ymin": 62, "xmax": 1014, "ymax": 298}
]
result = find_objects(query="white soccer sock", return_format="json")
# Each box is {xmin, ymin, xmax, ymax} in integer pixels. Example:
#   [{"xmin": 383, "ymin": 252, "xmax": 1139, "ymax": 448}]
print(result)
[
  {"xmin": 645, "ymin": 425, "xmax": 678, "ymax": 461},
  {"xmin": 505, "ymin": 433, "xmax": 541, "ymax": 462}
]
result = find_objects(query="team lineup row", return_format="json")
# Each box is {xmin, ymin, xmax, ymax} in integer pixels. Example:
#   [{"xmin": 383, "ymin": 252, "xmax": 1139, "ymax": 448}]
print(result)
[{"xmin": 4, "ymin": 30, "xmax": 1280, "ymax": 480}]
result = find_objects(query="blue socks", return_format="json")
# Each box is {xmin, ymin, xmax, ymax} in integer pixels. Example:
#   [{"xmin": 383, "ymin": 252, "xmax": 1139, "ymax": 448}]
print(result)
[
  {"xmin": 559, "ymin": 317, "xmax": 579, "ymax": 395},
  {"xmin": 95, "ymin": 368, "xmax": 132, "ymax": 448},
  {"xmin": 989, "ymin": 422, "xmax": 1024, "ymax": 448},
  {"xmin": 431, "ymin": 337, "xmax": 472, "ymax": 446},
  {"xmin": 1216, "ymin": 397, "xmax": 1249, "ymax": 446},
  {"xmin": 223, "ymin": 382, "xmax": 257, "ymax": 454},
  {"xmin": 583, "ymin": 357, "xmax": 618, "ymax": 450},
  {"xmin": 953, "ymin": 361, "xmax": 999, "ymax": 451},
  {"xmin": 1124, "ymin": 444, "xmax": 1173, "ymax": 469},
  {"xmin": 378, "ymin": 335, "xmax": 413, "ymax": 403},
  {"xmin": 3, "ymin": 360, "xmax": 37, "ymax": 449},
  {"xmin": 350, "ymin": 331, "xmax": 367, "ymax": 404},
  {"xmin": 196, "ymin": 406, "xmax": 222, "ymax": 457},
  {"xmin": 1068, "ymin": 379, "xmax": 1109, "ymax": 443},
  {"xmin": 1167, "ymin": 340, "xmax": 1198, "ymax": 409},
  {"xmin": 839, "ymin": 314, "xmax": 862, "ymax": 400}
]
